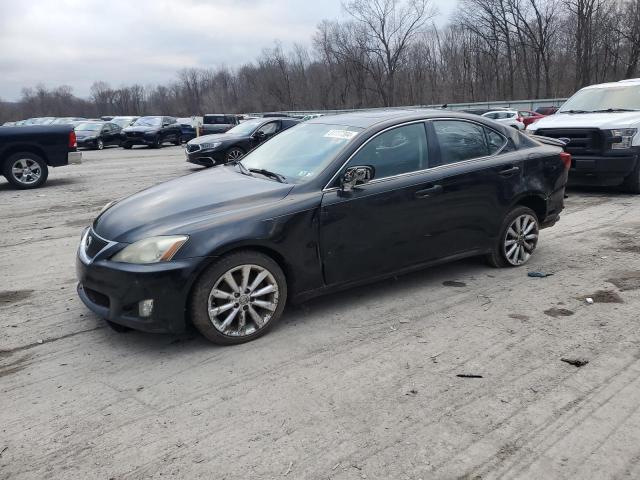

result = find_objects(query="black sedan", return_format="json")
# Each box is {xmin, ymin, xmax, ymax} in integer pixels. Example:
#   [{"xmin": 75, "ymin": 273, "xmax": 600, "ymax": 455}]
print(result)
[
  {"xmin": 185, "ymin": 117, "xmax": 300, "ymax": 166},
  {"xmin": 77, "ymin": 110, "xmax": 569, "ymax": 345},
  {"xmin": 121, "ymin": 116, "xmax": 182, "ymax": 149},
  {"xmin": 75, "ymin": 121, "xmax": 122, "ymax": 150}
]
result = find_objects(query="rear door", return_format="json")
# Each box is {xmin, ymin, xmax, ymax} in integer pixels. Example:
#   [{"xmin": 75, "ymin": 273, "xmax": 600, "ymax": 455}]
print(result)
[{"xmin": 423, "ymin": 119, "xmax": 524, "ymax": 256}]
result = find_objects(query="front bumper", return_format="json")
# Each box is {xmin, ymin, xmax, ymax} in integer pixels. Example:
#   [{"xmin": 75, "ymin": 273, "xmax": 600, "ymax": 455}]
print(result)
[
  {"xmin": 569, "ymin": 152, "xmax": 639, "ymax": 186},
  {"xmin": 123, "ymin": 135, "xmax": 156, "ymax": 146},
  {"xmin": 76, "ymin": 245, "xmax": 205, "ymax": 334},
  {"xmin": 185, "ymin": 149, "xmax": 226, "ymax": 167}
]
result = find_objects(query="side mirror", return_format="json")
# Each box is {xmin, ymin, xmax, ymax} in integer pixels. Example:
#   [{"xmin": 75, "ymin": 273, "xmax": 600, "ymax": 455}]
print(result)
[
  {"xmin": 162, "ymin": 123, "xmax": 170, "ymax": 127},
  {"xmin": 340, "ymin": 165, "xmax": 375, "ymax": 192},
  {"xmin": 253, "ymin": 130, "xmax": 266, "ymax": 138}
]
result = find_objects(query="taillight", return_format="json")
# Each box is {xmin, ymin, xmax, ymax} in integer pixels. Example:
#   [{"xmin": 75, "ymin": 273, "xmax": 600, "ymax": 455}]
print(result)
[
  {"xmin": 69, "ymin": 130, "xmax": 77, "ymax": 149},
  {"xmin": 560, "ymin": 151, "xmax": 572, "ymax": 169}
]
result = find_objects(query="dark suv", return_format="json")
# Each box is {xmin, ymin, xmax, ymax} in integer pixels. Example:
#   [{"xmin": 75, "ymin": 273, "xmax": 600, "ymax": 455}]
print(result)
[
  {"xmin": 121, "ymin": 116, "xmax": 182, "ymax": 149},
  {"xmin": 201, "ymin": 114, "xmax": 239, "ymax": 135}
]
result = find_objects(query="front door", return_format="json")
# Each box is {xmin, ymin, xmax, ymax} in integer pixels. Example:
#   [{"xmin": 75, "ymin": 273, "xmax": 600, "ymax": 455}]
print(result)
[{"xmin": 320, "ymin": 122, "xmax": 441, "ymax": 285}]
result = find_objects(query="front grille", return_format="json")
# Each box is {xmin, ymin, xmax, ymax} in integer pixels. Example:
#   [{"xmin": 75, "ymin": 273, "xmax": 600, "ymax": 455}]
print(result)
[
  {"xmin": 535, "ymin": 128, "xmax": 604, "ymax": 156},
  {"xmin": 85, "ymin": 231, "xmax": 108, "ymax": 258},
  {"xmin": 186, "ymin": 143, "xmax": 201, "ymax": 153}
]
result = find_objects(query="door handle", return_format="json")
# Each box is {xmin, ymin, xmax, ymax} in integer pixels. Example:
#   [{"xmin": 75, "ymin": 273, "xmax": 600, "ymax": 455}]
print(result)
[
  {"xmin": 415, "ymin": 185, "xmax": 443, "ymax": 198},
  {"xmin": 498, "ymin": 166, "xmax": 520, "ymax": 176}
]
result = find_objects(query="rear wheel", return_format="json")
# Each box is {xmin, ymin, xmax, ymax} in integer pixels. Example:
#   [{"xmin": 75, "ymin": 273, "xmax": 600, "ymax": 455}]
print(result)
[
  {"xmin": 487, "ymin": 206, "xmax": 539, "ymax": 268},
  {"xmin": 225, "ymin": 147, "xmax": 245, "ymax": 162},
  {"xmin": 3, "ymin": 152, "xmax": 49, "ymax": 189},
  {"xmin": 190, "ymin": 251, "xmax": 287, "ymax": 345}
]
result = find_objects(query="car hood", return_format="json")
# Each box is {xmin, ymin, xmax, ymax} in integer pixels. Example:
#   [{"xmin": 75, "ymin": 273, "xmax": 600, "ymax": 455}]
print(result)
[
  {"xmin": 189, "ymin": 132, "xmax": 243, "ymax": 145},
  {"xmin": 123, "ymin": 125, "xmax": 159, "ymax": 134},
  {"xmin": 528, "ymin": 112, "xmax": 640, "ymax": 131},
  {"xmin": 94, "ymin": 166, "xmax": 294, "ymax": 243}
]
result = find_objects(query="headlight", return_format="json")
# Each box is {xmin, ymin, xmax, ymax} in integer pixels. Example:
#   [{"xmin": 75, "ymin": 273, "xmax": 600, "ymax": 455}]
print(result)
[
  {"xmin": 200, "ymin": 142, "xmax": 222, "ymax": 150},
  {"xmin": 607, "ymin": 128, "xmax": 637, "ymax": 150},
  {"xmin": 111, "ymin": 235, "xmax": 189, "ymax": 264}
]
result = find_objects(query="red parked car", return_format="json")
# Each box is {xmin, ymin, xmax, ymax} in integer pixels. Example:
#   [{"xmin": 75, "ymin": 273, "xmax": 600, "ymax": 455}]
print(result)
[{"xmin": 519, "ymin": 110, "xmax": 546, "ymax": 127}]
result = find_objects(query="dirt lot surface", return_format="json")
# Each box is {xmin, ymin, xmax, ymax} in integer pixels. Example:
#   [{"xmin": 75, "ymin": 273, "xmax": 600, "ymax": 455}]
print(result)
[{"xmin": 2, "ymin": 146, "xmax": 640, "ymax": 479}]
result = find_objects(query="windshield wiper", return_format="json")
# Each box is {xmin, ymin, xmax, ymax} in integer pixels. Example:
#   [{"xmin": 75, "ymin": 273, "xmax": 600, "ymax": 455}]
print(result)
[
  {"xmin": 560, "ymin": 109, "xmax": 590, "ymax": 114},
  {"xmin": 228, "ymin": 160, "xmax": 253, "ymax": 177},
  {"xmin": 590, "ymin": 108, "xmax": 639, "ymax": 113},
  {"xmin": 249, "ymin": 168, "xmax": 287, "ymax": 183}
]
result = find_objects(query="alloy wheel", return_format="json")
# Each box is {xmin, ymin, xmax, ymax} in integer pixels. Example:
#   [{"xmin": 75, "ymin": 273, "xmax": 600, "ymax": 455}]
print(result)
[
  {"xmin": 226, "ymin": 149, "xmax": 244, "ymax": 161},
  {"xmin": 97, "ymin": 139, "xmax": 104, "ymax": 150},
  {"xmin": 503, "ymin": 214, "xmax": 538, "ymax": 266},
  {"xmin": 207, "ymin": 264, "xmax": 279, "ymax": 337},
  {"xmin": 11, "ymin": 158, "xmax": 42, "ymax": 186}
]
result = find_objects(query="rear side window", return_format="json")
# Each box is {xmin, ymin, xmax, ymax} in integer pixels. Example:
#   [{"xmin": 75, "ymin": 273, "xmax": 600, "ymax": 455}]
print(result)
[
  {"xmin": 433, "ymin": 121, "xmax": 488, "ymax": 165},
  {"xmin": 347, "ymin": 123, "xmax": 428, "ymax": 179}
]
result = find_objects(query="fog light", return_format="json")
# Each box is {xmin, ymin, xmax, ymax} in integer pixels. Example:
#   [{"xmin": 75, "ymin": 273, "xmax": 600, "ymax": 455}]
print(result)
[{"xmin": 139, "ymin": 299, "xmax": 154, "ymax": 318}]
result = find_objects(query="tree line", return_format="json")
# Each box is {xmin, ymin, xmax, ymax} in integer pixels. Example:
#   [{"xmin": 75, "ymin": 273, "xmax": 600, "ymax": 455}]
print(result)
[{"xmin": 2, "ymin": 0, "xmax": 640, "ymax": 122}]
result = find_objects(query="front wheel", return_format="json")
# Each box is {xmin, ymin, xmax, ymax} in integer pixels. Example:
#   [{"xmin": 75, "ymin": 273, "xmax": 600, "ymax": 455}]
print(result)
[
  {"xmin": 225, "ymin": 147, "xmax": 245, "ymax": 162},
  {"xmin": 96, "ymin": 138, "xmax": 104, "ymax": 150},
  {"xmin": 487, "ymin": 206, "xmax": 539, "ymax": 267},
  {"xmin": 190, "ymin": 251, "xmax": 287, "ymax": 345},
  {"xmin": 150, "ymin": 135, "xmax": 162, "ymax": 148},
  {"xmin": 121, "ymin": 142, "xmax": 132, "ymax": 149},
  {"xmin": 173, "ymin": 135, "xmax": 183, "ymax": 146},
  {"xmin": 2, "ymin": 152, "xmax": 49, "ymax": 189}
]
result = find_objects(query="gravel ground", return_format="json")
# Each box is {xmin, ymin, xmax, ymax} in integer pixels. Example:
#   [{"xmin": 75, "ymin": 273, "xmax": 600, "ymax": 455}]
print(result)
[{"xmin": 1, "ymin": 146, "xmax": 640, "ymax": 479}]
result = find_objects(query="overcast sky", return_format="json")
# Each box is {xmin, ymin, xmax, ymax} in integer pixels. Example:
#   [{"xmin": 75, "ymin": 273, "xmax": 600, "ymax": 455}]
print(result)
[{"xmin": 0, "ymin": 0, "xmax": 458, "ymax": 101}]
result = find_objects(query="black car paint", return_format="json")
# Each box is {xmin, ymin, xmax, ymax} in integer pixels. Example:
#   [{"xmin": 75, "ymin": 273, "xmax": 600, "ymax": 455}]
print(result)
[
  {"xmin": 121, "ymin": 117, "xmax": 182, "ymax": 147},
  {"xmin": 186, "ymin": 118, "xmax": 300, "ymax": 166},
  {"xmin": 77, "ymin": 110, "xmax": 567, "ymax": 334},
  {"xmin": 200, "ymin": 114, "xmax": 239, "ymax": 135},
  {"xmin": 0, "ymin": 124, "xmax": 78, "ymax": 168},
  {"xmin": 76, "ymin": 122, "xmax": 123, "ymax": 149}
]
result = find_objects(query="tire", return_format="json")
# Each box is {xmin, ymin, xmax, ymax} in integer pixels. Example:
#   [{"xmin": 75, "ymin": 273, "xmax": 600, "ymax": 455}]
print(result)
[
  {"xmin": 621, "ymin": 157, "xmax": 640, "ymax": 194},
  {"xmin": 225, "ymin": 147, "xmax": 245, "ymax": 163},
  {"xmin": 2, "ymin": 152, "xmax": 49, "ymax": 189},
  {"xmin": 190, "ymin": 250, "xmax": 287, "ymax": 345},
  {"xmin": 96, "ymin": 138, "xmax": 104, "ymax": 150},
  {"xmin": 150, "ymin": 135, "xmax": 162, "ymax": 149},
  {"xmin": 173, "ymin": 135, "xmax": 183, "ymax": 146},
  {"xmin": 486, "ymin": 206, "xmax": 539, "ymax": 268},
  {"xmin": 122, "ymin": 142, "xmax": 132, "ymax": 149}
]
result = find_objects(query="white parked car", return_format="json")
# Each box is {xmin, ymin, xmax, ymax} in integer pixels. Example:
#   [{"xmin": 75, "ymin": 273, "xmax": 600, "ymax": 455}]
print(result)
[
  {"xmin": 527, "ymin": 78, "xmax": 640, "ymax": 193},
  {"xmin": 482, "ymin": 110, "xmax": 525, "ymax": 130}
]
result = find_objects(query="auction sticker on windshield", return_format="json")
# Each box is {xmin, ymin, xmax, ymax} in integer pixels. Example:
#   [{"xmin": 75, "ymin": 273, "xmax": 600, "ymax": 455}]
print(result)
[{"xmin": 324, "ymin": 130, "xmax": 359, "ymax": 140}]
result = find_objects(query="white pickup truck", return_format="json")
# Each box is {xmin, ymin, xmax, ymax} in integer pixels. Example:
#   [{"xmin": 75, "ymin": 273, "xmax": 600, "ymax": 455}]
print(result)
[{"xmin": 527, "ymin": 78, "xmax": 640, "ymax": 193}]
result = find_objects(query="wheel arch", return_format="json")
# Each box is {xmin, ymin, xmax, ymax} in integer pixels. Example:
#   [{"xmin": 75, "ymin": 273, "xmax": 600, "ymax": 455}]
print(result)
[
  {"xmin": 1, "ymin": 145, "xmax": 49, "ymax": 168},
  {"xmin": 184, "ymin": 242, "xmax": 294, "ymax": 325},
  {"xmin": 510, "ymin": 193, "xmax": 547, "ymax": 221}
]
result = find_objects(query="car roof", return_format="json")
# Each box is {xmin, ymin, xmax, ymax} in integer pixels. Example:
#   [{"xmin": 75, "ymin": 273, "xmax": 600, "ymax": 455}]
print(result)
[
  {"xmin": 305, "ymin": 108, "xmax": 492, "ymax": 129},
  {"xmin": 582, "ymin": 78, "xmax": 640, "ymax": 89}
]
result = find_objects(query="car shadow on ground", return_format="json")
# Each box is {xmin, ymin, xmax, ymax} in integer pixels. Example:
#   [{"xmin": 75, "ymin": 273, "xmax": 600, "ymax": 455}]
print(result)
[
  {"xmin": 92, "ymin": 256, "xmax": 491, "ymax": 353},
  {"xmin": 0, "ymin": 176, "xmax": 78, "ymax": 192}
]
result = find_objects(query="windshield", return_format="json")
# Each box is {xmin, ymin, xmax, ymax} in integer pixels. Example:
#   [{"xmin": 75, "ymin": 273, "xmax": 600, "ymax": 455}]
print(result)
[
  {"xmin": 75, "ymin": 122, "xmax": 103, "ymax": 132},
  {"xmin": 112, "ymin": 117, "xmax": 134, "ymax": 127},
  {"xmin": 227, "ymin": 119, "xmax": 263, "ymax": 135},
  {"xmin": 241, "ymin": 123, "xmax": 363, "ymax": 183},
  {"xmin": 133, "ymin": 116, "xmax": 161, "ymax": 127},
  {"xmin": 560, "ymin": 85, "xmax": 640, "ymax": 112}
]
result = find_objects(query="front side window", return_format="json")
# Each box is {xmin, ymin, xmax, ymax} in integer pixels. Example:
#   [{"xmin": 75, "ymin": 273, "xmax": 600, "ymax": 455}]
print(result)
[
  {"xmin": 258, "ymin": 122, "xmax": 278, "ymax": 136},
  {"xmin": 346, "ymin": 123, "xmax": 428, "ymax": 180},
  {"xmin": 433, "ymin": 120, "xmax": 496, "ymax": 165}
]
